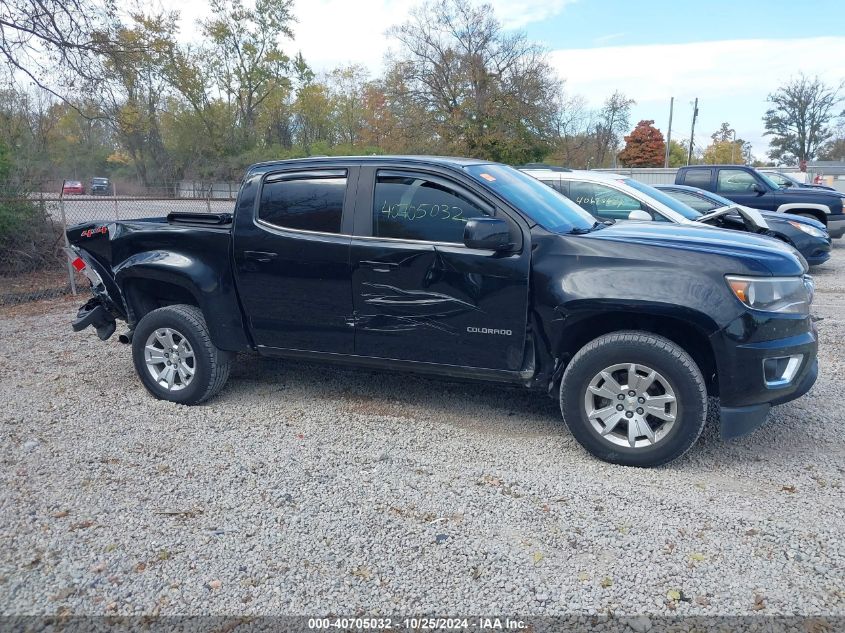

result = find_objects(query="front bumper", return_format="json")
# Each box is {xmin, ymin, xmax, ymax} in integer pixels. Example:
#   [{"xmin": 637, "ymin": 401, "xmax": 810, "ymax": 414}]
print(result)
[
  {"xmin": 720, "ymin": 357, "xmax": 817, "ymax": 439},
  {"xmin": 827, "ymin": 215, "xmax": 845, "ymax": 239},
  {"xmin": 714, "ymin": 312, "xmax": 818, "ymax": 439}
]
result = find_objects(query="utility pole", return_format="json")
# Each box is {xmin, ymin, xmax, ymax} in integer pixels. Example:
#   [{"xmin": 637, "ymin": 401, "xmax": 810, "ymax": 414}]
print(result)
[
  {"xmin": 687, "ymin": 98, "xmax": 698, "ymax": 165},
  {"xmin": 664, "ymin": 97, "xmax": 674, "ymax": 168},
  {"xmin": 730, "ymin": 128, "xmax": 737, "ymax": 164}
]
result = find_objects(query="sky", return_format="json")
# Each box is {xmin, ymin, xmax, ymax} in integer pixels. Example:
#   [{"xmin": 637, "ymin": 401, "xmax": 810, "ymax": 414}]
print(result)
[{"xmin": 171, "ymin": 0, "xmax": 845, "ymax": 159}]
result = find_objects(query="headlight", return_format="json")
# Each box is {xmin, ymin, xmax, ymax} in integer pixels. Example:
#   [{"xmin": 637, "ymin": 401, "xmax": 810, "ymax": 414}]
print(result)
[
  {"xmin": 787, "ymin": 220, "xmax": 827, "ymax": 238},
  {"xmin": 725, "ymin": 275, "xmax": 811, "ymax": 314}
]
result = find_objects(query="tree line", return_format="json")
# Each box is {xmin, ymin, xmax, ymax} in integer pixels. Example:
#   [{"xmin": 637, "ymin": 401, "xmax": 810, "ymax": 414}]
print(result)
[{"xmin": 1, "ymin": 0, "xmax": 843, "ymax": 193}]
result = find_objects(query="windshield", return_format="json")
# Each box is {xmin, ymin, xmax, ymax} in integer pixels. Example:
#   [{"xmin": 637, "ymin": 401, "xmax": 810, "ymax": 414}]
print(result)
[
  {"xmin": 464, "ymin": 164, "xmax": 596, "ymax": 233},
  {"xmin": 623, "ymin": 179, "xmax": 700, "ymax": 220},
  {"xmin": 756, "ymin": 171, "xmax": 781, "ymax": 189}
]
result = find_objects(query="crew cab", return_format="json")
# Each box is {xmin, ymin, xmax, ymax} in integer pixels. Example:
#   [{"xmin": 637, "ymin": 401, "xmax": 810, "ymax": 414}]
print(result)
[
  {"xmin": 676, "ymin": 165, "xmax": 845, "ymax": 238},
  {"xmin": 66, "ymin": 157, "xmax": 818, "ymax": 467}
]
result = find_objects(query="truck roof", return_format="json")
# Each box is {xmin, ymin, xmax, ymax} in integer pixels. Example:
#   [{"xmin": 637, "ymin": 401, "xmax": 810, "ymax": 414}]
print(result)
[{"xmin": 247, "ymin": 155, "xmax": 492, "ymax": 171}]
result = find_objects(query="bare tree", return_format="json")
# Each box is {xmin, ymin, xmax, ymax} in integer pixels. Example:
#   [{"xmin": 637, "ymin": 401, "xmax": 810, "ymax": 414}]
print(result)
[
  {"xmin": 594, "ymin": 90, "xmax": 635, "ymax": 167},
  {"xmin": 763, "ymin": 74, "xmax": 844, "ymax": 165},
  {"xmin": 386, "ymin": 0, "xmax": 560, "ymax": 163},
  {"xmin": 0, "ymin": 0, "xmax": 139, "ymax": 105}
]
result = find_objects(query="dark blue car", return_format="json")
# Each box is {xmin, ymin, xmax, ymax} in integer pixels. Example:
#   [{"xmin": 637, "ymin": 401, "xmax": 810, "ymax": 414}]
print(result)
[{"xmin": 656, "ymin": 184, "xmax": 831, "ymax": 266}]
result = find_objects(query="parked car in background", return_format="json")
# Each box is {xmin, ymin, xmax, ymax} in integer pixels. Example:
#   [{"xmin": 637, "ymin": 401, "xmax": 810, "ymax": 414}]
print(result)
[
  {"xmin": 90, "ymin": 177, "xmax": 113, "ymax": 195},
  {"xmin": 655, "ymin": 184, "xmax": 831, "ymax": 266},
  {"xmin": 675, "ymin": 165, "xmax": 845, "ymax": 238},
  {"xmin": 523, "ymin": 166, "xmax": 770, "ymax": 232},
  {"xmin": 61, "ymin": 180, "xmax": 84, "ymax": 195},
  {"xmin": 761, "ymin": 170, "xmax": 836, "ymax": 192},
  {"xmin": 66, "ymin": 156, "xmax": 817, "ymax": 467}
]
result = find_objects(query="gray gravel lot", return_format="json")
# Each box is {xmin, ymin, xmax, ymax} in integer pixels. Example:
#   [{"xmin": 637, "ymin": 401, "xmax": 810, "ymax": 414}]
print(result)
[{"xmin": 1, "ymin": 243, "xmax": 844, "ymax": 618}]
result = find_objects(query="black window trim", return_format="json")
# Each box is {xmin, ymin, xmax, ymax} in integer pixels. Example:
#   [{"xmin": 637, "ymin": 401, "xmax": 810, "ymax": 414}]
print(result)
[
  {"xmin": 356, "ymin": 166, "xmax": 511, "ymax": 249},
  {"xmin": 255, "ymin": 167, "xmax": 355, "ymax": 237}
]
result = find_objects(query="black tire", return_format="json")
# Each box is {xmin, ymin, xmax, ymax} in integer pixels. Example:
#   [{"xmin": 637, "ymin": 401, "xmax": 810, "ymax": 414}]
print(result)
[
  {"xmin": 131, "ymin": 304, "xmax": 232, "ymax": 405},
  {"xmin": 559, "ymin": 331, "xmax": 707, "ymax": 467},
  {"xmin": 794, "ymin": 212, "xmax": 824, "ymax": 225}
]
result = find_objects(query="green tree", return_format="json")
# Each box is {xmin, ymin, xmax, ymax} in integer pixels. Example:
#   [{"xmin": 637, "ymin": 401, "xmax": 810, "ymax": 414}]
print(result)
[
  {"xmin": 330, "ymin": 65, "xmax": 369, "ymax": 149},
  {"xmin": 667, "ymin": 139, "xmax": 688, "ymax": 167},
  {"xmin": 763, "ymin": 74, "xmax": 844, "ymax": 165},
  {"xmin": 702, "ymin": 123, "xmax": 749, "ymax": 164},
  {"xmin": 202, "ymin": 0, "xmax": 295, "ymax": 145}
]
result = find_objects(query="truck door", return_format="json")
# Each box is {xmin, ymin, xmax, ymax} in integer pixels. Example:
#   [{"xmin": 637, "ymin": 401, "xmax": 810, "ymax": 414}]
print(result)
[
  {"xmin": 233, "ymin": 167, "xmax": 357, "ymax": 353},
  {"xmin": 715, "ymin": 167, "xmax": 777, "ymax": 211},
  {"xmin": 350, "ymin": 167, "xmax": 530, "ymax": 371}
]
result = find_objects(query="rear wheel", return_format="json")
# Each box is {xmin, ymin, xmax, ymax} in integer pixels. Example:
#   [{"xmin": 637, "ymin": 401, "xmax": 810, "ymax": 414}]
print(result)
[
  {"xmin": 559, "ymin": 331, "xmax": 707, "ymax": 467},
  {"xmin": 131, "ymin": 304, "xmax": 232, "ymax": 405}
]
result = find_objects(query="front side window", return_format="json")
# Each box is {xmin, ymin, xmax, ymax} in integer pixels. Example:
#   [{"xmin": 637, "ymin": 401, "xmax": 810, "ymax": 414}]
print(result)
[
  {"xmin": 373, "ymin": 171, "xmax": 491, "ymax": 243},
  {"xmin": 568, "ymin": 181, "xmax": 669, "ymax": 221},
  {"xmin": 717, "ymin": 169, "xmax": 757, "ymax": 193},
  {"xmin": 259, "ymin": 172, "xmax": 347, "ymax": 233}
]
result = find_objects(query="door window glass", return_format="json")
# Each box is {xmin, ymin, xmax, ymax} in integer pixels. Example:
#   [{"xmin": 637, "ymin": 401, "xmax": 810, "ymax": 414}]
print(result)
[
  {"xmin": 681, "ymin": 169, "xmax": 712, "ymax": 188},
  {"xmin": 259, "ymin": 173, "xmax": 347, "ymax": 233},
  {"xmin": 664, "ymin": 189, "xmax": 716, "ymax": 213},
  {"xmin": 373, "ymin": 172, "xmax": 491, "ymax": 243},
  {"xmin": 717, "ymin": 169, "xmax": 757, "ymax": 193},
  {"xmin": 568, "ymin": 181, "xmax": 669, "ymax": 221}
]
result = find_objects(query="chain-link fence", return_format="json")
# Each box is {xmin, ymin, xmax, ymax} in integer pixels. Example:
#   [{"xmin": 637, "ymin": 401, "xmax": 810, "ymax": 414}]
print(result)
[{"xmin": 0, "ymin": 192, "xmax": 236, "ymax": 306}]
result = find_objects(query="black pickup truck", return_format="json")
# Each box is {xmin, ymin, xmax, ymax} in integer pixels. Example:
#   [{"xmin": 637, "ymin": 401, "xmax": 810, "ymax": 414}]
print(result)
[
  {"xmin": 676, "ymin": 164, "xmax": 845, "ymax": 238},
  {"xmin": 67, "ymin": 156, "xmax": 818, "ymax": 467}
]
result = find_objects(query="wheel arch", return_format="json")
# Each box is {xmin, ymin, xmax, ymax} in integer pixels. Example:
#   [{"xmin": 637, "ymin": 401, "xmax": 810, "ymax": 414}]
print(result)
[
  {"xmin": 115, "ymin": 251, "xmax": 251, "ymax": 351},
  {"xmin": 776, "ymin": 203, "xmax": 829, "ymax": 224},
  {"xmin": 553, "ymin": 309, "xmax": 719, "ymax": 396}
]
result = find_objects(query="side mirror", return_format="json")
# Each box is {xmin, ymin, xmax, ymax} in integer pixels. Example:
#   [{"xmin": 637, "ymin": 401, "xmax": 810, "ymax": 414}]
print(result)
[
  {"xmin": 464, "ymin": 218, "xmax": 513, "ymax": 251},
  {"xmin": 752, "ymin": 183, "xmax": 766, "ymax": 194},
  {"xmin": 628, "ymin": 209, "xmax": 652, "ymax": 221}
]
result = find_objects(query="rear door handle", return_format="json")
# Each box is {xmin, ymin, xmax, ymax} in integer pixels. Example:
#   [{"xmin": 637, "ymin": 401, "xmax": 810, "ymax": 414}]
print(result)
[
  {"xmin": 244, "ymin": 250, "xmax": 278, "ymax": 263},
  {"xmin": 360, "ymin": 260, "xmax": 399, "ymax": 273}
]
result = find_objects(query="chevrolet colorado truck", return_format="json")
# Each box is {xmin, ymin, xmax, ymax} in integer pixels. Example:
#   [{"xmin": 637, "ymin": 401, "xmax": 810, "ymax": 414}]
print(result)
[
  {"xmin": 67, "ymin": 156, "xmax": 818, "ymax": 467},
  {"xmin": 676, "ymin": 164, "xmax": 845, "ymax": 238}
]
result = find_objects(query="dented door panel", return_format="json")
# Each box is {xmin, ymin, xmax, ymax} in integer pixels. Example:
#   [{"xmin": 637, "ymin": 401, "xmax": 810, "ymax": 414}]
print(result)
[{"xmin": 351, "ymin": 239, "xmax": 530, "ymax": 370}]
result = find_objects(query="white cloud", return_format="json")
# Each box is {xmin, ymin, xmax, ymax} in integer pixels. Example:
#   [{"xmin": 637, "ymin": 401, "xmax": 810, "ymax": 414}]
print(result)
[
  {"xmin": 593, "ymin": 32, "xmax": 625, "ymax": 45},
  {"xmin": 549, "ymin": 37, "xmax": 845, "ymax": 156},
  {"xmin": 488, "ymin": 0, "xmax": 577, "ymax": 30},
  {"xmin": 175, "ymin": 0, "xmax": 576, "ymax": 73},
  {"xmin": 549, "ymin": 37, "xmax": 845, "ymax": 105}
]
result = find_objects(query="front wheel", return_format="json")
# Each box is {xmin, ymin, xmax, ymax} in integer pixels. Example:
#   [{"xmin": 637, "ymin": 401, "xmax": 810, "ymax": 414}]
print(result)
[
  {"xmin": 131, "ymin": 304, "xmax": 232, "ymax": 405},
  {"xmin": 559, "ymin": 331, "xmax": 707, "ymax": 467}
]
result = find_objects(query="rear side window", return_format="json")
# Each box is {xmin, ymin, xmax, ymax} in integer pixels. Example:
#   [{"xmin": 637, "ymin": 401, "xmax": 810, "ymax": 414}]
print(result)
[
  {"xmin": 373, "ymin": 171, "xmax": 491, "ymax": 243},
  {"xmin": 259, "ymin": 171, "xmax": 347, "ymax": 233},
  {"xmin": 681, "ymin": 169, "xmax": 712, "ymax": 189}
]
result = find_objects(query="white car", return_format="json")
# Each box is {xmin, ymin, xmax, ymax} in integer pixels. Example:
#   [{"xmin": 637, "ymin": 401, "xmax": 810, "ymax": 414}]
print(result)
[{"xmin": 520, "ymin": 167, "xmax": 768, "ymax": 231}]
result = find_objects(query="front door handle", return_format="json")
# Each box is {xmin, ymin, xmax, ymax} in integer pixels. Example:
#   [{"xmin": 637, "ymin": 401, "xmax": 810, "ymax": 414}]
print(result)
[
  {"xmin": 244, "ymin": 250, "xmax": 278, "ymax": 263},
  {"xmin": 360, "ymin": 260, "xmax": 399, "ymax": 273}
]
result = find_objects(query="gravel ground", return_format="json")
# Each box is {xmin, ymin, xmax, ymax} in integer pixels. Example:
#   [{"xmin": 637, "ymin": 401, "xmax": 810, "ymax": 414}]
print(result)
[{"xmin": 1, "ymin": 243, "xmax": 844, "ymax": 619}]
